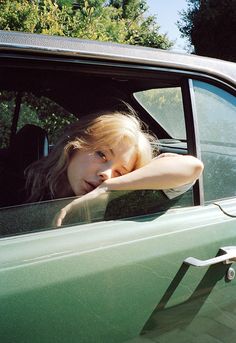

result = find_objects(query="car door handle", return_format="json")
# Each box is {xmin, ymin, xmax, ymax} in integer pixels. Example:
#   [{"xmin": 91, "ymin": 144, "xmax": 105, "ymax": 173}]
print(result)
[{"xmin": 184, "ymin": 246, "xmax": 236, "ymax": 267}]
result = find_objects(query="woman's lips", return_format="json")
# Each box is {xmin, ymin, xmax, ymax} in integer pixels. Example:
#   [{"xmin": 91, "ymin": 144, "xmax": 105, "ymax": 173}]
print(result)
[{"xmin": 84, "ymin": 180, "xmax": 98, "ymax": 193}]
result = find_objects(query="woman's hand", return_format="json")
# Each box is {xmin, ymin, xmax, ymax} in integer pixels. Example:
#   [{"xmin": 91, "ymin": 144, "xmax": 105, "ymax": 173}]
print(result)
[{"xmin": 53, "ymin": 184, "xmax": 108, "ymax": 227}]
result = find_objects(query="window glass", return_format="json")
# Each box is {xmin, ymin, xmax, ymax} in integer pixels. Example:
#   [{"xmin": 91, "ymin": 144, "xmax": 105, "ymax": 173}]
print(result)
[
  {"xmin": 134, "ymin": 87, "xmax": 186, "ymax": 140},
  {"xmin": 0, "ymin": 91, "xmax": 77, "ymax": 149},
  {"xmin": 0, "ymin": 189, "xmax": 193, "ymax": 237},
  {"xmin": 193, "ymin": 81, "xmax": 236, "ymax": 201},
  {"xmin": 0, "ymin": 91, "xmax": 16, "ymax": 148},
  {"xmin": 0, "ymin": 90, "xmax": 78, "ymax": 209},
  {"xmin": 0, "ymin": 86, "xmax": 194, "ymax": 236},
  {"xmin": 18, "ymin": 92, "xmax": 77, "ymax": 144}
]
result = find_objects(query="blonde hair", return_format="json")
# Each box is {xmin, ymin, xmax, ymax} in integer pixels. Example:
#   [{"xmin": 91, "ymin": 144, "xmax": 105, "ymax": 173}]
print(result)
[{"xmin": 26, "ymin": 111, "xmax": 158, "ymax": 202}]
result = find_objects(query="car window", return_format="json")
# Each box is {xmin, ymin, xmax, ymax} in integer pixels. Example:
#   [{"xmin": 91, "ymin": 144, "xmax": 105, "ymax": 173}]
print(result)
[
  {"xmin": 0, "ymin": 90, "xmax": 78, "ymax": 207},
  {"xmin": 134, "ymin": 87, "xmax": 186, "ymax": 140},
  {"xmin": 0, "ymin": 79, "xmax": 194, "ymax": 237},
  {"xmin": 0, "ymin": 91, "xmax": 17, "ymax": 148},
  {"xmin": 0, "ymin": 189, "xmax": 193, "ymax": 237},
  {"xmin": 0, "ymin": 91, "xmax": 76, "ymax": 147},
  {"xmin": 193, "ymin": 81, "xmax": 236, "ymax": 201}
]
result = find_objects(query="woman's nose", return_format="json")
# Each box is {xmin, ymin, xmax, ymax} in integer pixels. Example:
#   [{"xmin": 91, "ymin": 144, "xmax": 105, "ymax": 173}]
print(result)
[{"xmin": 98, "ymin": 168, "xmax": 113, "ymax": 181}]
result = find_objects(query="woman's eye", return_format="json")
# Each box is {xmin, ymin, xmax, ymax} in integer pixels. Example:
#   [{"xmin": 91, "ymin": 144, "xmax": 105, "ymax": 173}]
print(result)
[
  {"xmin": 96, "ymin": 151, "xmax": 107, "ymax": 161},
  {"xmin": 115, "ymin": 170, "xmax": 123, "ymax": 177}
]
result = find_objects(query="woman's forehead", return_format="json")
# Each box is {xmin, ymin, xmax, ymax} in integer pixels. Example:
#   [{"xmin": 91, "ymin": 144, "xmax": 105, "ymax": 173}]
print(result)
[{"xmin": 111, "ymin": 143, "xmax": 137, "ymax": 168}]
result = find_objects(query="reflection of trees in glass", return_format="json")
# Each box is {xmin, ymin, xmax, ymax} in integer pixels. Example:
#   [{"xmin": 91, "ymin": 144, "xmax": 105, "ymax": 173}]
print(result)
[
  {"xmin": 105, "ymin": 189, "xmax": 193, "ymax": 220},
  {"xmin": 193, "ymin": 81, "xmax": 236, "ymax": 201},
  {"xmin": 202, "ymin": 150, "xmax": 236, "ymax": 201},
  {"xmin": 194, "ymin": 90, "xmax": 236, "ymax": 144},
  {"xmin": 200, "ymin": 115, "xmax": 236, "ymax": 201},
  {"xmin": 197, "ymin": 107, "xmax": 236, "ymax": 149},
  {"xmin": 194, "ymin": 81, "xmax": 236, "ymax": 142},
  {"xmin": 19, "ymin": 93, "xmax": 77, "ymax": 144},
  {"xmin": 200, "ymin": 119, "xmax": 236, "ymax": 147},
  {"xmin": 0, "ymin": 91, "xmax": 77, "ymax": 148},
  {"xmin": 134, "ymin": 88, "xmax": 185, "ymax": 139}
]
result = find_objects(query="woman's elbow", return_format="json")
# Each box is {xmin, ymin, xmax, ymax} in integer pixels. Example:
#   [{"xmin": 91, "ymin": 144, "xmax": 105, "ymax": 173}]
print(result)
[{"xmin": 191, "ymin": 157, "xmax": 204, "ymax": 181}]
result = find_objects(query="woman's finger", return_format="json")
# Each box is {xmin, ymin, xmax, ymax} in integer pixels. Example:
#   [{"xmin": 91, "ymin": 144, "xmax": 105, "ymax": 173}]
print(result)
[{"xmin": 54, "ymin": 207, "xmax": 69, "ymax": 227}]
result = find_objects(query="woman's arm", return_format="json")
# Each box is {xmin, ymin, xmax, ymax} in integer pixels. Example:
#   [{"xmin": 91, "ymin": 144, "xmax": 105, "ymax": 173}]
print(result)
[
  {"xmin": 54, "ymin": 154, "xmax": 203, "ymax": 226},
  {"xmin": 101, "ymin": 154, "xmax": 204, "ymax": 192}
]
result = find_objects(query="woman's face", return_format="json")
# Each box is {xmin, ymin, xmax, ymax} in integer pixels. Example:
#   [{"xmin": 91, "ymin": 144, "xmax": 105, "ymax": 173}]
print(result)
[{"xmin": 67, "ymin": 141, "xmax": 137, "ymax": 196}]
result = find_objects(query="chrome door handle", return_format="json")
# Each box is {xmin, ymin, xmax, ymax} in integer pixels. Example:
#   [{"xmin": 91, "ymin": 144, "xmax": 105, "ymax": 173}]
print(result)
[{"xmin": 184, "ymin": 246, "xmax": 236, "ymax": 267}]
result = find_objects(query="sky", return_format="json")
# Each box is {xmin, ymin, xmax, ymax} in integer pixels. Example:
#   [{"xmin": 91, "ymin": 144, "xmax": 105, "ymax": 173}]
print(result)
[{"xmin": 145, "ymin": 0, "xmax": 189, "ymax": 51}]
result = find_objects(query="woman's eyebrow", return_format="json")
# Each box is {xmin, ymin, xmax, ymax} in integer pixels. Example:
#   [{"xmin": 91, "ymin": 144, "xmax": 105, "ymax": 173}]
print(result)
[
  {"xmin": 122, "ymin": 165, "xmax": 129, "ymax": 172},
  {"xmin": 109, "ymin": 149, "xmax": 132, "ymax": 173},
  {"xmin": 109, "ymin": 149, "xmax": 115, "ymax": 157}
]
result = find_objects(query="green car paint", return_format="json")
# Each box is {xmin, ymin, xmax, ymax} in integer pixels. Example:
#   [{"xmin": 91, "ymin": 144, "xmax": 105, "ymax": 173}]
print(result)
[{"xmin": 1, "ymin": 200, "xmax": 236, "ymax": 342}]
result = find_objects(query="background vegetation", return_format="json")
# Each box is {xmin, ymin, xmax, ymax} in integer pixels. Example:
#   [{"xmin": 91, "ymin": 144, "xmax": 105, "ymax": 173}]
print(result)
[
  {"xmin": 0, "ymin": 0, "xmax": 172, "ymax": 49},
  {"xmin": 178, "ymin": 0, "xmax": 236, "ymax": 62}
]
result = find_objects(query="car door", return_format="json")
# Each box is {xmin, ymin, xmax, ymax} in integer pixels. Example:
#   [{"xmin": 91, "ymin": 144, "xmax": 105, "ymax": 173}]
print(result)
[
  {"xmin": 1, "ymin": 56, "xmax": 236, "ymax": 343},
  {"xmin": 136, "ymin": 78, "xmax": 236, "ymax": 343},
  {"xmin": 2, "ymin": 200, "xmax": 236, "ymax": 343}
]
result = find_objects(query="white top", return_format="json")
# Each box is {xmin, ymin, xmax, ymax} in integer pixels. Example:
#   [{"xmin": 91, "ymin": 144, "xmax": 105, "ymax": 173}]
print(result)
[{"xmin": 163, "ymin": 182, "xmax": 194, "ymax": 199}]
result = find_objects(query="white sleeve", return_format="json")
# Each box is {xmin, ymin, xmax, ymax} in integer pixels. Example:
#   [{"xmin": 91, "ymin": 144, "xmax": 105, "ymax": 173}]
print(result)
[{"xmin": 162, "ymin": 182, "xmax": 194, "ymax": 199}]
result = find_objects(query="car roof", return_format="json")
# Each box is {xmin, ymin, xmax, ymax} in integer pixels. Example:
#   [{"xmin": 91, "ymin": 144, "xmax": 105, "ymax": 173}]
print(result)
[{"xmin": 0, "ymin": 30, "xmax": 235, "ymax": 87}]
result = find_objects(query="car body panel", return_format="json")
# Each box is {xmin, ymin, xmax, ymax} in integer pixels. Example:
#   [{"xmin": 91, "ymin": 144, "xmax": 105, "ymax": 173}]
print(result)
[{"xmin": 1, "ymin": 201, "xmax": 236, "ymax": 342}]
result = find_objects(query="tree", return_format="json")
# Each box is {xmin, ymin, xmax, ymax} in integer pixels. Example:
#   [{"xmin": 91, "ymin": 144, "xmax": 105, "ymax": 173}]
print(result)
[
  {"xmin": 0, "ymin": 0, "xmax": 173, "ymax": 49},
  {"xmin": 0, "ymin": 0, "xmax": 173, "ymax": 149},
  {"xmin": 107, "ymin": 0, "xmax": 170, "ymax": 48},
  {"xmin": 108, "ymin": 0, "xmax": 148, "ymax": 19},
  {"xmin": 0, "ymin": 0, "xmax": 70, "ymax": 35},
  {"xmin": 177, "ymin": 0, "xmax": 236, "ymax": 62}
]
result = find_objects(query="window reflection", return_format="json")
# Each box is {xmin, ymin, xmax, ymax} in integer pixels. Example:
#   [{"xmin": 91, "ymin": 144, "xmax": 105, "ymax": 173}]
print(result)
[
  {"xmin": 193, "ymin": 81, "xmax": 236, "ymax": 201},
  {"xmin": 0, "ymin": 189, "xmax": 193, "ymax": 237}
]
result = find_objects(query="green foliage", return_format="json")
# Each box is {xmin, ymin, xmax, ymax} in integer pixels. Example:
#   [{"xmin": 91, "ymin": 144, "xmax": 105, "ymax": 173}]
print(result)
[
  {"xmin": 177, "ymin": 0, "xmax": 236, "ymax": 61},
  {"xmin": 0, "ymin": 0, "xmax": 38, "ymax": 32},
  {"xmin": 0, "ymin": 91, "xmax": 16, "ymax": 147},
  {"xmin": 0, "ymin": 0, "xmax": 172, "ymax": 49},
  {"xmin": 134, "ymin": 87, "xmax": 186, "ymax": 139},
  {"xmin": 0, "ymin": 91, "xmax": 77, "ymax": 148},
  {"xmin": 18, "ymin": 93, "xmax": 76, "ymax": 143}
]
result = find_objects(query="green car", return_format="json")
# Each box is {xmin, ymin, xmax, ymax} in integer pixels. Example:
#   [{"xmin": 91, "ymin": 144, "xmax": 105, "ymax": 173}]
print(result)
[{"xmin": 0, "ymin": 30, "xmax": 236, "ymax": 343}]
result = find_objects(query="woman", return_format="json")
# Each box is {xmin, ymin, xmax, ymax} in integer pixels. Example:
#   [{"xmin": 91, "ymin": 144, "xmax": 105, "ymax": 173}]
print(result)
[{"xmin": 26, "ymin": 110, "xmax": 204, "ymax": 226}]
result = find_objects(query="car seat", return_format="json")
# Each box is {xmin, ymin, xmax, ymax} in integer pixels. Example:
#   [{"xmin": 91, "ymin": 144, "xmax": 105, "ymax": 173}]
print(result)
[
  {"xmin": 9, "ymin": 124, "xmax": 49, "ymax": 172},
  {"xmin": 0, "ymin": 124, "xmax": 49, "ymax": 207}
]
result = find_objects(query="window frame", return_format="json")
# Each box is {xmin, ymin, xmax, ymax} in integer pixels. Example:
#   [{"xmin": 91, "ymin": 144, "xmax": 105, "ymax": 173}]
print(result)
[
  {"xmin": 189, "ymin": 78, "xmax": 236, "ymax": 204},
  {"xmin": 1, "ymin": 52, "xmax": 235, "ymax": 228}
]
